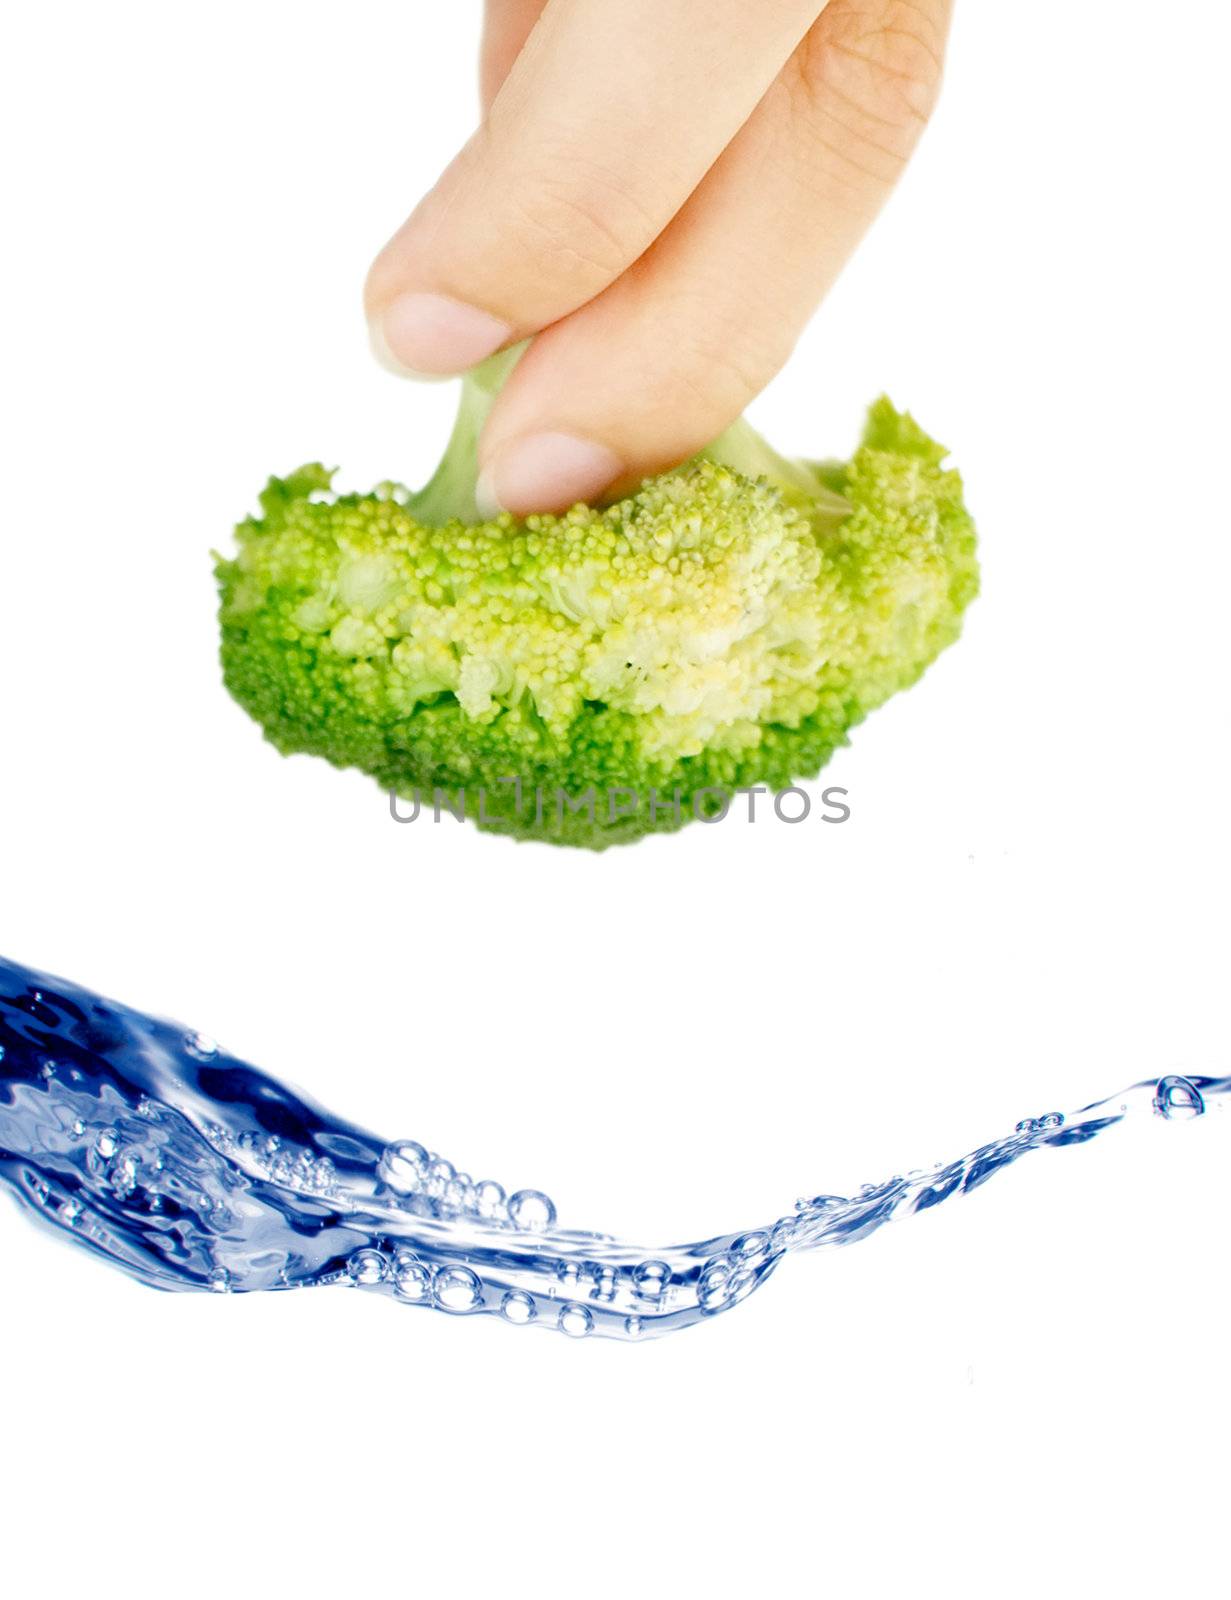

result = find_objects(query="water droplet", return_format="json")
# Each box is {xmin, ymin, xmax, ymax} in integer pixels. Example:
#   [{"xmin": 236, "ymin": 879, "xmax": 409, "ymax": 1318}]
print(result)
[
  {"xmin": 501, "ymin": 1290, "xmax": 536, "ymax": 1324},
  {"xmin": 184, "ymin": 1031, "xmax": 218, "ymax": 1061},
  {"xmin": 508, "ymin": 1189, "xmax": 557, "ymax": 1231},
  {"xmin": 40, "ymin": 1059, "xmax": 56, "ymax": 1080},
  {"xmin": 1015, "ymin": 1118, "xmax": 1036, "ymax": 1134},
  {"xmin": 633, "ymin": 1259, "xmax": 671, "ymax": 1300},
  {"xmin": 1154, "ymin": 1074, "xmax": 1205, "ymax": 1121},
  {"xmin": 434, "ymin": 1265, "xmax": 482, "ymax": 1313},
  {"xmin": 1039, "ymin": 1113, "xmax": 1064, "ymax": 1130},
  {"xmin": 347, "ymin": 1248, "xmax": 388, "ymax": 1286},
  {"xmin": 95, "ymin": 1129, "xmax": 118, "ymax": 1160},
  {"xmin": 624, "ymin": 1315, "xmax": 643, "ymax": 1338},
  {"xmin": 392, "ymin": 1251, "xmax": 431, "ymax": 1303},
  {"xmin": 558, "ymin": 1303, "xmax": 593, "ymax": 1339}
]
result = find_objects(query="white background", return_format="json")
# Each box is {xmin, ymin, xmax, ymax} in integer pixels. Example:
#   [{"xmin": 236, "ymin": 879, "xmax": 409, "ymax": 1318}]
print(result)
[{"xmin": 2, "ymin": 2, "xmax": 1228, "ymax": 1593}]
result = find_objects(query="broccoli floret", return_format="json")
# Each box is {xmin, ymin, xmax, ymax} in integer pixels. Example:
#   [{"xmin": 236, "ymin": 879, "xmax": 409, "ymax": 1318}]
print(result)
[{"xmin": 215, "ymin": 352, "xmax": 978, "ymax": 847}]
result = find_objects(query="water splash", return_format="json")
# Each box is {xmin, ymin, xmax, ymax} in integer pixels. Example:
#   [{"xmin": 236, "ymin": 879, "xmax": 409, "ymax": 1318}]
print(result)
[{"xmin": 1, "ymin": 954, "xmax": 1225, "ymax": 1342}]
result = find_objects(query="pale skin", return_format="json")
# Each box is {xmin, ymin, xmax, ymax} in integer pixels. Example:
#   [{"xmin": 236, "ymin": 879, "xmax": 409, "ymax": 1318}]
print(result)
[{"xmin": 365, "ymin": 0, "xmax": 952, "ymax": 515}]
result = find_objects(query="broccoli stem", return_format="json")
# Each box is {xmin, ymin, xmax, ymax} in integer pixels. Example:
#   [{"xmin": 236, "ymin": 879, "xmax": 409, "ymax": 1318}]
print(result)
[
  {"xmin": 408, "ymin": 345, "xmax": 525, "ymax": 526},
  {"xmin": 700, "ymin": 418, "xmax": 851, "ymax": 534},
  {"xmin": 409, "ymin": 344, "xmax": 849, "ymax": 532}
]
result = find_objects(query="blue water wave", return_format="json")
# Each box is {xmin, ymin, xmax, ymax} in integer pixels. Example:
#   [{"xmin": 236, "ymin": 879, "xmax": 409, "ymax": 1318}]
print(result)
[{"xmin": 1, "ymin": 954, "xmax": 1224, "ymax": 1340}]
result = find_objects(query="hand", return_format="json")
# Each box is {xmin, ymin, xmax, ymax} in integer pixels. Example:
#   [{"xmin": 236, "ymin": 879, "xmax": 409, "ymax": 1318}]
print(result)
[{"xmin": 365, "ymin": 0, "xmax": 951, "ymax": 515}]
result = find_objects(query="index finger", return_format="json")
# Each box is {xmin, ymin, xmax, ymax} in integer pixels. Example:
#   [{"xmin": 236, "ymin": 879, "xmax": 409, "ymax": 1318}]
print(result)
[{"xmin": 365, "ymin": 0, "xmax": 822, "ymax": 377}]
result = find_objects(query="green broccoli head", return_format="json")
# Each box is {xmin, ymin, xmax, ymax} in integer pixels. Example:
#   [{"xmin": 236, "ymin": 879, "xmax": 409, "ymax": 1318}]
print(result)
[{"xmin": 215, "ymin": 357, "xmax": 977, "ymax": 847}]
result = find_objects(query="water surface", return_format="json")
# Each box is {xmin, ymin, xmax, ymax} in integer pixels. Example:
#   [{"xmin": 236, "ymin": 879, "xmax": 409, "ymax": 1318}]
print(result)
[{"xmin": 1, "ymin": 954, "xmax": 1223, "ymax": 1340}]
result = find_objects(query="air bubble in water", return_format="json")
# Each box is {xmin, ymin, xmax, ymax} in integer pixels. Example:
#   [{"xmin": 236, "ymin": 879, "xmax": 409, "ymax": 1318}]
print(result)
[
  {"xmin": 770, "ymin": 1217, "xmax": 797, "ymax": 1251},
  {"xmin": 184, "ymin": 1031, "xmax": 218, "ymax": 1061},
  {"xmin": 508, "ymin": 1189, "xmax": 556, "ymax": 1231},
  {"xmin": 347, "ymin": 1248, "xmax": 388, "ymax": 1286},
  {"xmin": 474, "ymin": 1180, "xmax": 506, "ymax": 1219},
  {"xmin": 392, "ymin": 1251, "xmax": 431, "ymax": 1303},
  {"xmin": 727, "ymin": 1267, "xmax": 757, "ymax": 1304},
  {"xmin": 95, "ymin": 1129, "xmax": 118, "ymax": 1160},
  {"xmin": 697, "ymin": 1255, "xmax": 735, "ymax": 1312},
  {"xmin": 624, "ymin": 1316, "xmax": 643, "ymax": 1338},
  {"xmin": 558, "ymin": 1303, "xmax": 592, "ymax": 1338},
  {"xmin": 501, "ymin": 1290, "xmax": 536, "ymax": 1324},
  {"xmin": 1154, "ymin": 1074, "xmax": 1205, "ymax": 1121},
  {"xmin": 434, "ymin": 1265, "xmax": 482, "ymax": 1313},
  {"xmin": 377, "ymin": 1139, "xmax": 428, "ymax": 1194},
  {"xmin": 633, "ymin": 1259, "xmax": 671, "ymax": 1300},
  {"xmin": 109, "ymin": 1152, "xmax": 140, "ymax": 1200},
  {"xmin": 209, "ymin": 1267, "xmax": 231, "ymax": 1294}
]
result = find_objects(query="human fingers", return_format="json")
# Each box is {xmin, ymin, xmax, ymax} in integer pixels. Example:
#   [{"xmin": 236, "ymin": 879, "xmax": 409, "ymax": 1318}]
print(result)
[
  {"xmin": 477, "ymin": 0, "xmax": 953, "ymax": 514},
  {"xmin": 479, "ymin": 0, "xmax": 547, "ymax": 113},
  {"xmin": 366, "ymin": 0, "xmax": 823, "ymax": 378}
]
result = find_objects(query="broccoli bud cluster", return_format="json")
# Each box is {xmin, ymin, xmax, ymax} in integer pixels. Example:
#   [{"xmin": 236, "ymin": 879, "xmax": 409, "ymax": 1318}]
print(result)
[{"xmin": 216, "ymin": 366, "xmax": 977, "ymax": 848}]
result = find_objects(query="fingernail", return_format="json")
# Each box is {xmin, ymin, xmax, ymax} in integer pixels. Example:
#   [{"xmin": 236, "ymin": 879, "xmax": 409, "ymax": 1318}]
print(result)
[
  {"xmin": 476, "ymin": 433, "xmax": 624, "ymax": 518},
  {"xmin": 371, "ymin": 292, "xmax": 512, "ymax": 378}
]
